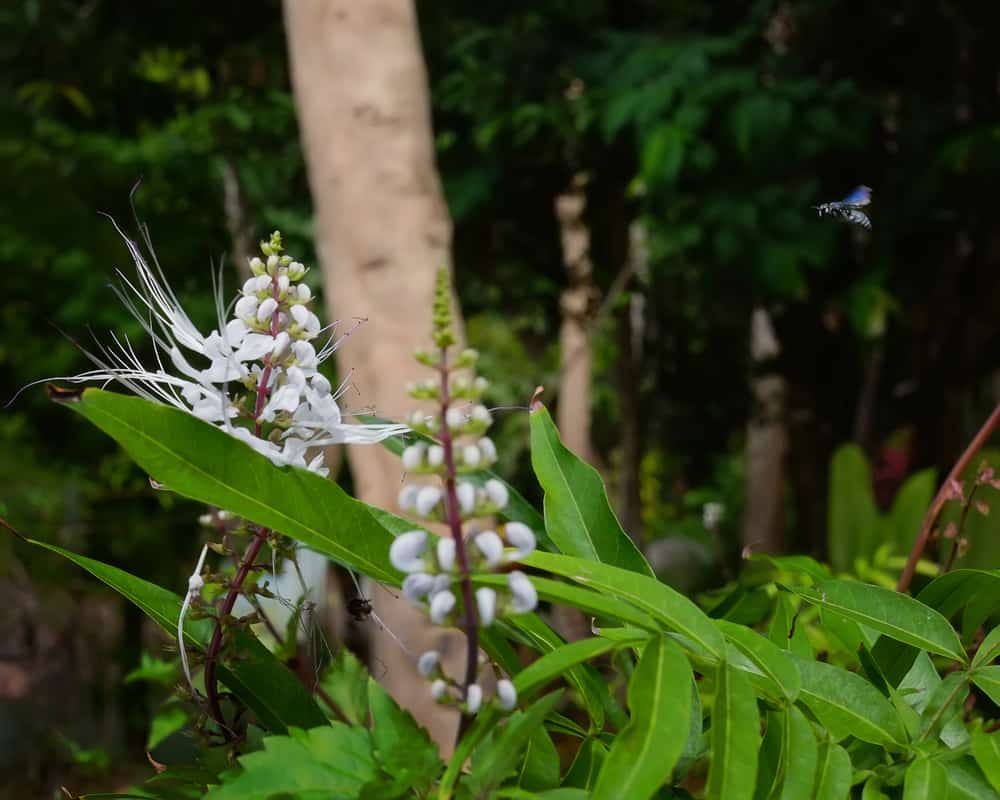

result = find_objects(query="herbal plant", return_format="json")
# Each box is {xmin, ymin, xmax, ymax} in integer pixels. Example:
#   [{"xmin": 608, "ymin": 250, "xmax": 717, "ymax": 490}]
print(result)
[{"xmin": 10, "ymin": 227, "xmax": 1000, "ymax": 800}]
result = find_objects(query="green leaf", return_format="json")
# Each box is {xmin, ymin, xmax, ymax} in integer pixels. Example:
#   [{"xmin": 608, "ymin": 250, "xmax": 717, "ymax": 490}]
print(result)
[
  {"xmin": 204, "ymin": 725, "xmax": 376, "ymax": 800},
  {"xmin": 972, "ymin": 728, "xmax": 1000, "ymax": 793},
  {"xmin": 706, "ymin": 661, "xmax": 760, "ymax": 800},
  {"xmin": 753, "ymin": 711, "xmax": 786, "ymax": 800},
  {"xmin": 58, "ymin": 389, "xmax": 400, "ymax": 583},
  {"xmin": 793, "ymin": 656, "xmax": 905, "ymax": 747},
  {"xmin": 917, "ymin": 672, "xmax": 968, "ymax": 743},
  {"xmin": 591, "ymin": 637, "xmax": 694, "ymax": 800},
  {"xmin": 973, "ymin": 665, "xmax": 1000, "ymax": 706},
  {"xmin": 917, "ymin": 569, "xmax": 1000, "ymax": 620},
  {"xmin": 513, "ymin": 637, "xmax": 628, "ymax": 699},
  {"xmin": 903, "ymin": 756, "xmax": 948, "ymax": 799},
  {"xmin": 318, "ymin": 650, "xmax": 369, "ymax": 725},
  {"xmin": 124, "ymin": 652, "xmax": 180, "ymax": 686},
  {"xmin": 147, "ymin": 705, "xmax": 188, "ymax": 751},
  {"xmin": 367, "ymin": 679, "xmax": 441, "ymax": 794},
  {"xmin": 812, "ymin": 741, "xmax": 852, "ymax": 800},
  {"xmin": 779, "ymin": 706, "xmax": 817, "ymax": 800},
  {"xmin": 828, "ymin": 444, "xmax": 880, "ymax": 572},
  {"xmin": 886, "ymin": 468, "xmax": 936, "ymax": 556},
  {"xmin": 563, "ymin": 738, "xmax": 609, "ymax": 790},
  {"xmin": 518, "ymin": 726, "xmax": 560, "ymax": 791},
  {"xmin": 945, "ymin": 756, "xmax": 1000, "ymax": 800},
  {"xmin": 796, "ymin": 580, "xmax": 966, "ymax": 662},
  {"xmin": 974, "ymin": 626, "xmax": 1000, "ymax": 669},
  {"xmin": 525, "ymin": 551, "xmax": 725, "ymax": 660},
  {"xmin": 28, "ymin": 537, "xmax": 328, "ymax": 733},
  {"xmin": 465, "ymin": 692, "xmax": 562, "ymax": 797},
  {"xmin": 717, "ymin": 619, "xmax": 801, "ymax": 702},
  {"xmin": 769, "ymin": 592, "xmax": 813, "ymax": 659},
  {"xmin": 529, "ymin": 404, "xmax": 652, "ymax": 576}
]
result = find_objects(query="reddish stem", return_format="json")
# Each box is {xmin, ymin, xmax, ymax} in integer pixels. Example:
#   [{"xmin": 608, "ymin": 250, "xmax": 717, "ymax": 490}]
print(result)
[
  {"xmin": 897, "ymin": 400, "xmax": 1000, "ymax": 592},
  {"xmin": 438, "ymin": 346, "xmax": 479, "ymax": 745},
  {"xmin": 203, "ymin": 270, "xmax": 283, "ymax": 737}
]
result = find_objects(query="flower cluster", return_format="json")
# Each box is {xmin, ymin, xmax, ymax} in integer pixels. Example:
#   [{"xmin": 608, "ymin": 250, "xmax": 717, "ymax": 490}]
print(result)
[
  {"xmin": 39, "ymin": 225, "xmax": 407, "ymax": 474},
  {"xmin": 389, "ymin": 269, "xmax": 538, "ymax": 716}
]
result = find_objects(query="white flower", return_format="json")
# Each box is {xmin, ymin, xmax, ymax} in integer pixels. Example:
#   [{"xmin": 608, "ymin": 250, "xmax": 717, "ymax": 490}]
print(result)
[
  {"xmin": 462, "ymin": 444, "xmax": 481, "ymax": 468},
  {"xmin": 402, "ymin": 572, "xmax": 435, "ymax": 602},
  {"xmin": 23, "ymin": 222, "xmax": 409, "ymax": 474},
  {"xmin": 415, "ymin": 485, "xmax": 443, "ymax": 517},
  {"xmin": 484, "ymin": 479, "xmax": 509, "ymax": 510},
  {"xmin": 430, "ymin": 679, "xmax": 448, "ymax": 701},
  {"xmin": 456, "ymin": 482, "xmax": 476, "ymax": 515},
  {"xmin": 504, "ymin": 522, "xmax": 536, "ymax": 561},
  {"xmin": 476, "ymin": 587, "xmax": 496, "ymax": 627},
  {"xmin": 389, "ymin": 530, "xmax": 427, "ymax": 573},
  {"xmin": 478, "ymin": 437, "xmax": 498, "ymax": 464},
  {"xmin": 437, "ymin": 538, "xmax": 456, "ymax": 572},
  {"xmin": 417, "ymin": 650, "xmax": 440, "ymax": 677},
  {"xmin": 471, "ymin": 405, "xmax": 492, "ymax": 425},
  {"xmin": 401, "ymin": 443, "xmax": 427, "ymax": 471},
  {"xmin": 429, "ymin": 590, "xmax": 456, "ymax": 624},
  {"xmin": 703, "ymin": 501, "xmax": 725, "ymax": 531},
  {"xmin": 474, "ymin": 531, "xmax": 504, "ymax": 567},
  {"xmin": 445, "ymin": 407, "xmax": 466, "ymax": 430},
  {"xmin": 466, "ymin": 683, "xmax": 483, "ymax": 714},
  {"xmin": 429, "ymin": 573, "xmax": 452, "ymax": 597},
  {"xmin": 496, "ymin": 679, "xmax": 517, "ymax": 710},
  {"xmin": 427, "ymin": 445, "xmax": 445, "ymax": 468},
  {"xmin": 507, "ymin": 571, "xmax": 538, "ymax": 613},
  {"xmin": 398, "ymin": 484, "xmax": 420, "ymax": 512}
]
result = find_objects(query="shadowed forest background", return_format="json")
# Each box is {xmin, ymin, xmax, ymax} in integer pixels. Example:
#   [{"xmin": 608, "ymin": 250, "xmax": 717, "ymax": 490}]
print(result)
[{"xmin": 4, "ymin": 0, "xmax": 1000, "ymax": 795}]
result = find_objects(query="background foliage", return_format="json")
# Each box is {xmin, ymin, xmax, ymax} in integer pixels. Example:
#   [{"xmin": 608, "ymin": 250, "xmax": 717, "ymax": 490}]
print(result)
[{"xmin": 6, "ymin": 0, "xmax": 1000, "ymax": 795}]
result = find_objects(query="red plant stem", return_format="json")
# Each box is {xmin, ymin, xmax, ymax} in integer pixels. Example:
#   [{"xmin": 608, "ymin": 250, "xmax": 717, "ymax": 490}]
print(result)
[
  {"xmin": 203, "ymin": 271, "xmax": 283, "ymax": 737},
  {"xmin": 438, "ymin": 347, "xmax": 479, "ymax": 745},
  {"xmin": 897, "ymin": 400, "xmax": 1000, "ymax": 592}
]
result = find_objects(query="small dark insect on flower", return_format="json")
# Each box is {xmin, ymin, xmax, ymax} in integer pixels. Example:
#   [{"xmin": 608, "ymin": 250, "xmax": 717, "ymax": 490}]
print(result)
[
  {"xmin": 348, "ymin": 595, "xmax": 373, "ymax": 622},
  {"xmin": 814, "ymin": 185, "xmax": 872, "ymax": 229}
]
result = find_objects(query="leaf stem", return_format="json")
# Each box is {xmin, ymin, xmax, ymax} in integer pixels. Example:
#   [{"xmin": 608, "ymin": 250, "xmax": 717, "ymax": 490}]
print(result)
[{"xmin": 897, "ymin": 400, "xmax": 1000, "ymax": 592}]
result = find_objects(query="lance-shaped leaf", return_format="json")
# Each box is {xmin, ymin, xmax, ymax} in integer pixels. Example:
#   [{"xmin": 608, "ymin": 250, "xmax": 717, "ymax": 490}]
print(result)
[
  {"xmin": 717, "ymin": 619, "xmax": 801, "ymax": 702},
  {"xmin": 28, "ymin": 538, "xmax": 328, "ymax": 733},
  {"xmin": 973, "ymin": 666, "xmax": 1000, "ymax": 706},
  {"xmin": 529, "ymin": 404, "xmax": 652, "ymax": 576},
  {"xmin": 706, "ymin": 660, "xmax": 760, "ymax": 800},
  {"xmin": 794, "ymin": 656, "xmax": 905, "ymax": 747},
  {"xmin": 972, "ymin": 728, "xmax": 1000, "ymax": 793},
  {"xmin": 796, "ymin": 579, "xmax": 965, "ymax": 662},
  {"xmin": 54, "ymin": 388, "xmax": 400, "ymax": 583},
  {"xmin": 813, "ymin": 741, "xmax": 852, "ymax": 800},
  {"xmin": 591, "ymin": 636, "xmax": 693, "ymax": 800},
  {"xmin": 903, "ymin": 756, "xmax": 948, "ymax": 800},
  {"xmin": 779, "ymin": 706, "xmax": 817, "ymax": 800}
]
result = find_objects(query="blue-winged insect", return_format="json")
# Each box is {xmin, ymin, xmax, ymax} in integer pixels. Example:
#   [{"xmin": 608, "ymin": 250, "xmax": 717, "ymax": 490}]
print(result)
[{"xmin": 814, "ymin": 185, "xmax": 872, "ymax": 230}]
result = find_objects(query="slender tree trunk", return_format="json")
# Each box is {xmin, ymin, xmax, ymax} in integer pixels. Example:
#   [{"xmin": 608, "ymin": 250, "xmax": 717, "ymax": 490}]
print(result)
[
  {"xmin": 743, "ymin": 307, "xmax": 787, "ymax": 554},
  {"xmin": 220, "ymin": 159, "xmax": 255, "ymax": 282},
  {"xmin": 555, "ymin": 175, "xmax": 599, "ymax": 465},
  {"xmin": 284, "ymin": 0, "xmax": 461, "ymax": 750}
]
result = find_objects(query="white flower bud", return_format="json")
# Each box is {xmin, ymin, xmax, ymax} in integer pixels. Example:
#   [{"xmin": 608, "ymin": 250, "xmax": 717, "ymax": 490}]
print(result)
[
  {"xmin": 198, "ymin": 513, "xmax": 213, "ymax": 527},
  {"xmin": 429, "ymin": 590, "xmax": 456, "ymax": 624},
  {"xmin": 471, "ymin": 405, "xmax": 492, "ymax": 425},
  {"xmin": 466, "ymin": 683, "xmax": 483, "ymax": 714},
  {"xmin": 249, "ymin": 256, "xmax": 264, "ymax": 273},
  {"xmin": 437, "ymin": 538, "xmax": 456, "ymax": 572},
  {"xmin": 277, "ymin": 274, "xmax": 290, "ymax": 295},
  {"xmin": 446, "ymin": 407, "xmax": 466, "ymax": 430},
  {"xmin": 427, "ymin": 445, "xmax": 444, "ymax": 468},
  {"xmin": 474, "ymin": 376, "xmax": 489, "ymax": 394},
  {"xmin": 401, "ymin": 443, "xmax": 426, "ymax": 471},
  {"xmin": 430, "ymin": 573, "xmax": 452, "ymax": 597},
  {"xmin": 507, "ymin": 571, "xmax": 538, "ymax": 613},
  {"xmin": 297, "ymin": 283, "xmax": 312, "ymax": 301},
  {"xmin": 288, "ymin": 261, "xmax": 306, "ymax": 280},
  {"xmin": 462, "ymin": 444, "xmax": 481, "ymax": 468},
  {"xmin": 266, "ymin": 254, "xmax": 279, "ymax": 272},
  {"xmin": 415, "ymin": 485, "xmax": 443, "ymax": 517},
  {"xmin": 256, "ymin": 297, "xmax": 278, "ymax": 322},
  {"xmin": 474, "ymin": 531, "xmax": 504, "ymax": 567},
  {"xmin": 497, "ymin": 679, "xmax": 517, "ymax": 711},
  {"xmin": 478, "ymin": 437, "xmax": 498, "ymax": 464},
  {"xmin": 484, "ymin": 479, "xmax": 509, "ymax": 509},
  {"xmin": 430, "ymin": 679, "xmax": 448, "ymax": 701},
  {"xmin": 235, "ymin": 295, "xmax": 259, "ymax": 319},
  {"xmin": 255, "ymin": 274, "xmax": 272, "ymax": 293},
  {"xmin": 417, "ymin": 650, "xmax": 440, "ymax": 677},
  {"xmin": 398, "ymin": 484, "xmax": 420, "ymax": 512},
  {"xmin": 456, "ymin": 481, "xmax": 476, "ymax": 515},
  {"xmin": 389, "ymin": 530, "xmax": 428, "ymax": 573},
  {"xmin": 476, "ymin": 587, "xmax": 497, "ymax": 627},
  {"xmin": 402, "ymin": 572, "xmax": 435, "ymax": 602},
  {"xmin": 271, "ymin": 331, "xmax": 291, "ymax": 360},
  {"xmin": 504, "ymin": 522, "xmax": 536, "ymax": 560}
]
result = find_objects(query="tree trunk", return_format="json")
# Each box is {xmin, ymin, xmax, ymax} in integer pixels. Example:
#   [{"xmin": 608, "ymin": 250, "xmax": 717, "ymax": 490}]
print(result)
[
  {"xmin": 743, "ymin": 307, "xmax": 787, "ymax": 554},
  {"xmin": 555, "ymin": 175, "xmax": 598, "ymax": 465},
  {"xmin": 284, "ymin": 0, "xmax": 461, "ymax": 750}
]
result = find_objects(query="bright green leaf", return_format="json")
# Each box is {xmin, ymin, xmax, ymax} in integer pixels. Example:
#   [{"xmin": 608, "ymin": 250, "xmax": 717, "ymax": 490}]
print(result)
[
  {"xmin": 972, "ymin": 728, "xmax": 1000, "ymax": 793},
  {"xmin": 706, "ymin": 661, "xmax": 760, "ymax": 800},
  {"xmin": 903, "ymin": 756, "xmax": 948, "ymax": 800},
  {"xmin": 973, "ymin": 665, "xmax": 1000, "ymax": 706},
  {"xmin": 779, "ymin": 706, "xmax": 817, "ymax": 800},
  {"xmin": 591, "ymin": 637, "xmax": 693, "ymax": 800},
  {"xmin": 367, "ymin": 679, "xmax": 441, "ymax": 794},
  {"xmin": 717, "ymin": 619, "xmax": 801, "ymax": 702},
  {"xmin": 813, "ymin": 741, "xmax": 852, "ymax": 800}
]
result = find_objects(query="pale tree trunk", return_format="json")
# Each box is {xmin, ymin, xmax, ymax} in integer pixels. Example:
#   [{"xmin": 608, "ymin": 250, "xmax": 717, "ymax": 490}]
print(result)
[
  {"xmin": 555, "ymin": 175, "xmax": 599, "ymax": 466},
  {"xmin": 743, "ymin": 307, "xmax": 787, "ymax": 554},
  {"xmin": 220, "ymin": 159, "xmax": 254, "ymax": 282},
  {"xmin": 284, "ymin": 0, "xmax": 463, "ymax": 750}
]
